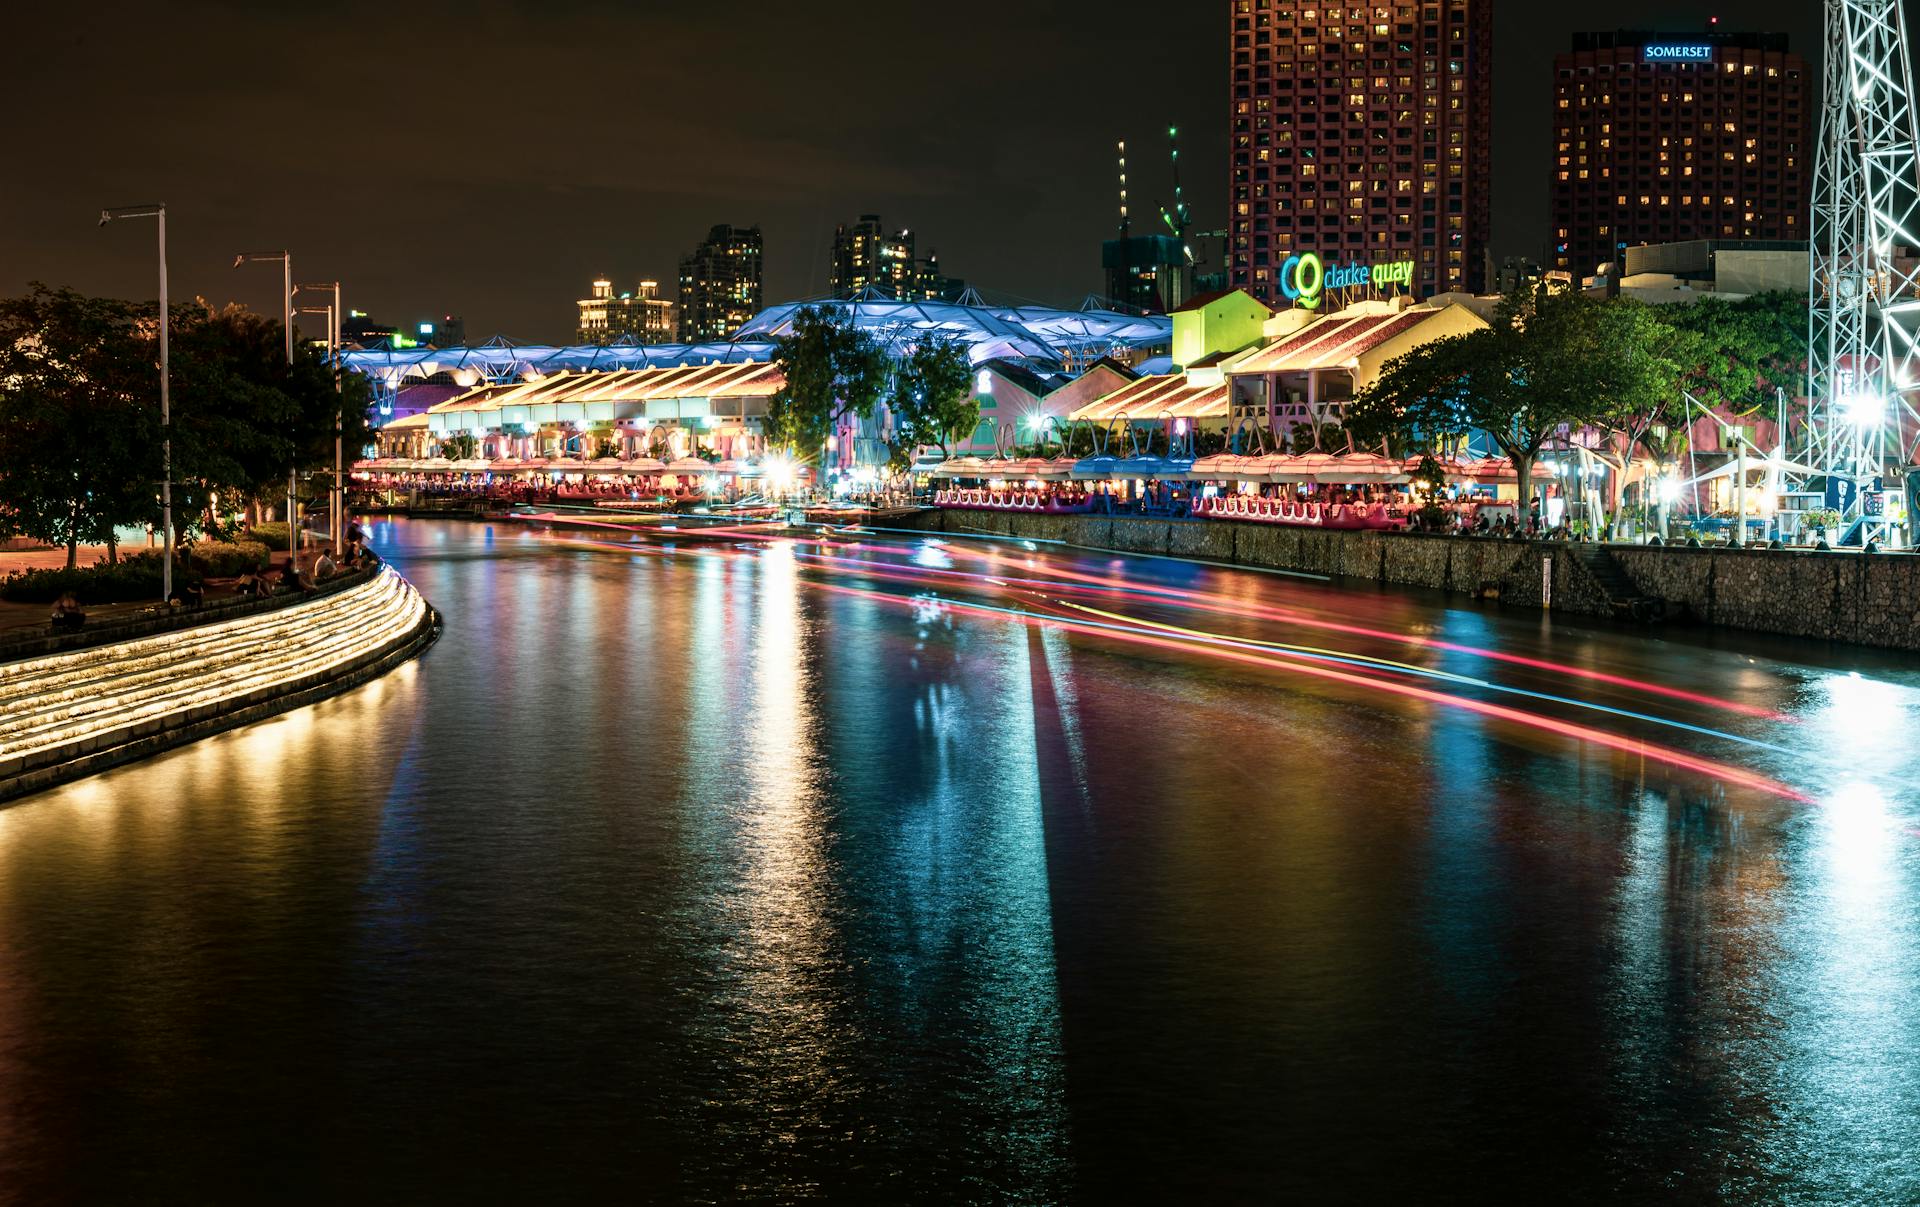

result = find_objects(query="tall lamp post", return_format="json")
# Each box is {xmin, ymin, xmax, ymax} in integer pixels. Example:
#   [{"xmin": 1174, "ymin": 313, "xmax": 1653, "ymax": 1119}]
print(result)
[
  {"xmin": 99, "ymin": 203, "xmax": 172, "ymax": 602},
  {"xmin": 296, "ymin": 280, "xmax": 343, "ymax": 554},
  {"xmin": 234, "ymin": 251, "xmax": 299, "ymax": 565}
]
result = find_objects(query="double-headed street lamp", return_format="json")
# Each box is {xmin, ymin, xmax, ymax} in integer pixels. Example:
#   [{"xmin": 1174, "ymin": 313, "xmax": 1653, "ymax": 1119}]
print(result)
[
  {"xmin": 233, "ymin": 251, "xmax": 299, "ymax": 565},
  {"xmin": 99, "ymin": 203, "xmax": 173, "ymax": 602}
]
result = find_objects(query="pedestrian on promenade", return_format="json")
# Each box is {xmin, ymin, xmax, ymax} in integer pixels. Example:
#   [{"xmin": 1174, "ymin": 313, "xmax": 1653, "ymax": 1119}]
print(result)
[{"xmin": 49, "ymin": 591, "xmax": 86, "ymax": 631}]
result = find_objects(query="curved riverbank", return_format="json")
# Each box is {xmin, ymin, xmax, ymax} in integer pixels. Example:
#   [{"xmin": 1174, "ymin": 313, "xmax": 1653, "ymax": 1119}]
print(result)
[{"xmin": 0, "ymin": 565, "xmax": 437, "ymax": 803}]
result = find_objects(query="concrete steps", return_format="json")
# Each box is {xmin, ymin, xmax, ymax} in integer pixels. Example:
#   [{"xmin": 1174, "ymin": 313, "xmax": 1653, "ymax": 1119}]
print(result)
[
  {"xmin": 1567, "ymin": 545, "xmax": 1667, "ymax": 622},
  {"xmin": 0, "ymin": 568, "xmax": 430, "ymax": 786}
]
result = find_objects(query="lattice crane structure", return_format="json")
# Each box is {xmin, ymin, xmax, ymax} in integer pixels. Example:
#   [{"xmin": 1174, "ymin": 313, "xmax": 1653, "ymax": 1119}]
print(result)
[{"xmin": 1807, "ymin": 0, "xmax": 1920, "ymax": 542}]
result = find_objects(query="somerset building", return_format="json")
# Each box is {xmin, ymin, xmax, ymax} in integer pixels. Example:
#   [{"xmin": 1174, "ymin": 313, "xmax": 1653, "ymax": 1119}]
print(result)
[
  {"xmin": 1550, "ymin": 30, "xmax": 1811, "ymax": 279},
  {"xmin": 677, "ymin": 224, "xmax": 764, "ymax": 343},
  {"xmin": 1229, "ymin": 0, "xmax": 1493, "ymax": 306},
  {"xmin": 576, "ymin": 278, "xmax": 676, "ymax": 345}
]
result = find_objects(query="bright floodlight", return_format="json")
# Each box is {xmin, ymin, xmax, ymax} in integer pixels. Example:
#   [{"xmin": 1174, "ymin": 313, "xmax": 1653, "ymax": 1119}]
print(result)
[
  {"xmin": 764, "ymin": 455, "xmax": 794, "ymax": 494},
  {"xmin": 1840, "ymin": 389, "xmax": 1886, "ymax": 428},
  {"xmin": 1657, "ymin": 476, "xmax": 1683, "ymax": 505}
]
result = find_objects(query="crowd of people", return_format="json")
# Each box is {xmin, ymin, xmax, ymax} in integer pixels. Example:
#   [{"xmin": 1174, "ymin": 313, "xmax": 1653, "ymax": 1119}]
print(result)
[
  {"xmin": 357, "ymin": 474, "xmax": 713, "ymax": 507},
  {"xmin": 46, "ymin": 526, "xmax": 382, "ymax": 634}
]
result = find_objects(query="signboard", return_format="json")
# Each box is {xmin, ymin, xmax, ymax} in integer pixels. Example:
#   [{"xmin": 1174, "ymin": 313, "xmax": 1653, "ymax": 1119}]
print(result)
[
  {"xmin": 1643, "ymin": 43, "xmax": 1715, "ymax": 64},
  {"xmin": 1279, "ymin": 252, "xmax": 1418, "ymax": 311}
]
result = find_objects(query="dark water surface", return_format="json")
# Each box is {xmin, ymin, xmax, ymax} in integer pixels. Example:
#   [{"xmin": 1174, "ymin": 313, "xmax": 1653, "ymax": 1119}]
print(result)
[{"xmin": 2, "ymin": 518, "xmax": 1917, "ymax": 1203}]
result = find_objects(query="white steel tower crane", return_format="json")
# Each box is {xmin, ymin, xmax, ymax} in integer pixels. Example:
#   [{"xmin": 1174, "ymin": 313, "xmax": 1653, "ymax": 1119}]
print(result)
[{"xmin": 1807, "ymin": 0, "xmax": 1920, "ymax": 543}]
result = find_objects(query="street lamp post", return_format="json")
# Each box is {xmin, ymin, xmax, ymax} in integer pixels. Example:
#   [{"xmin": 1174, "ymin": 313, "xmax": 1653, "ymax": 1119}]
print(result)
[
  {"xmin": 295, "ymin": 302, "xmax": 335, "ymax": 554},
  {"xmin": 234, "ymin": 251, "xmax": 298, "ymax": 566},
  {"xmin": 99, "ymin": 204, "xmax": 172, "ymax": 603},
  {"xmin": 296, "ymin": 281, "xmax": 343, "ymax": 554}
]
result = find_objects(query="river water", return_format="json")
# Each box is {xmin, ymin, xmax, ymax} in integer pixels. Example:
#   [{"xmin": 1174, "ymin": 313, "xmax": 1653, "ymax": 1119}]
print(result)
[{"xmin": 2, "ymin": 518, "xmax": 1917, "ymax": 1203}]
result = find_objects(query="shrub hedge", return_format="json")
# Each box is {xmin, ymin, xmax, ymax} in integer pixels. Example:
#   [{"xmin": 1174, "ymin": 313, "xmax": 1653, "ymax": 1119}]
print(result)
[
  {"xmin": 0, "ymin": 540, "xmax": 267, "ymax": 605},
  {"xmin": 1, "ymin": 554, "xmax": 175, "ymax": 604},
  {"xmin": 186, "ymin": 540, "xmax": 270, "ymax": 577}
]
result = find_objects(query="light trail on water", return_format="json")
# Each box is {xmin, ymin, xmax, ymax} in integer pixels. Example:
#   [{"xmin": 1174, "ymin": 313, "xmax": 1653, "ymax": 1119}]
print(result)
[
  {"xmin": 792, "ymin": 577, "xmax": 1812, "ymax": 804},
  {"xmin": 792, "ymin": 546, "xmax": 1789, "ymax": 722}
]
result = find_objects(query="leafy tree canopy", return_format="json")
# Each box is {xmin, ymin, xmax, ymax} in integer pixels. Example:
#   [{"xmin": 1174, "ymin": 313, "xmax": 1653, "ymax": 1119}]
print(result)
[
  {"xmin": 1660, "ymin": 290, "xmax": 1807, "ymax": 416},
  {"xmin": 0, "ymin": 286, "xmax": 160, "ymax": 563},
  {"xmin": 0, "ymin": 285, "xmax": 370, "ymax": 564},
  {"xmin": 885, "ymin": 338, "xmax": 978, "ymax": 470},
  {"xmin": 764, "ymin": 306, "xmax": 889, "ymax": 464},
  {"xmin": 1347, "ymin": 284, "xmax": 1685, "ymax": 513}
]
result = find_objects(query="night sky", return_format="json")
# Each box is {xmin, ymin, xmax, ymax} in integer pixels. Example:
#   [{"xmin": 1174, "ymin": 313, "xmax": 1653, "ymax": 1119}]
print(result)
[{"xmin": 0, "ymin": 1, "xmax": 1847, "ymax": 342}]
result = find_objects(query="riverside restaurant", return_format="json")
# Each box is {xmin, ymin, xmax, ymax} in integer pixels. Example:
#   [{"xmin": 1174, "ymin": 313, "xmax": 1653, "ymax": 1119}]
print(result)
[
  {"xmin": 926, "ymin": 452, "xmax": 1551, "ymax": 530},
  {"xmin": 355, "ymin": 360, "xmax": 793, "ymax": 503}
]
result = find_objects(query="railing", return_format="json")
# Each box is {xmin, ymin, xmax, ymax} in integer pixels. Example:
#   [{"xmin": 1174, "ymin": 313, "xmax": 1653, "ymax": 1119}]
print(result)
[
  {"xmin": 1190, "ymin": 494, "xmax": 1410, "ymax": 531},
  {"xmin": 931, "ymin": 488, "xmax": 1098, "ymax": 514}
]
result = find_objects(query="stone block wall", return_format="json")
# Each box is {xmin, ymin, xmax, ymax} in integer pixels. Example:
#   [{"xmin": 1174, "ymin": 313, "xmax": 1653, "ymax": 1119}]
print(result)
[{"xmin": 896, "ymin": 509, "xmax": 1919, "ymax": 649}]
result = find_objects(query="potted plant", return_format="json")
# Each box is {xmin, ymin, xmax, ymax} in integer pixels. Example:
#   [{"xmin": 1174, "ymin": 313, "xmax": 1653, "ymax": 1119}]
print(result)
[{"xmin": 1801, "ymin": 508, "xmax": 1841, "ymax": 544}]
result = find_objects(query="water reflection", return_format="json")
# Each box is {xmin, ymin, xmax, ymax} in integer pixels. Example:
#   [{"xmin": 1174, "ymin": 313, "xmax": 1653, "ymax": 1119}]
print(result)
[{"xmin": 0, "ymin": 518, "xmax": 1916, "ymax": 1201}]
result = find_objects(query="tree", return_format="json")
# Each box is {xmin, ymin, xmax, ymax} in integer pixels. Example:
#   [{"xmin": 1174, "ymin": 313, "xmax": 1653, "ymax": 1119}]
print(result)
[
  {"xmin": 170, "ymin": 303, "xmax": 371, "ymax": 536},
  {"xmin": 884, "ymin": 337, "xmax": 978, "ymax": 470},
  {"xmin": 1594, "ymin": 293, "xmax": 1804, "ymax": 537},
  {"xmin": 1348, "ymin": 284, "xmax": 1675, "ymax": 521},
  {"xmin": 764, "ymin": 307, "xmax": 889, "ymax": 467},
  {"xmin": 1666, "ymin": 291, "xmax": 1808, "ymax": 418},
  {"xmin": 0, "ymin": 286, "xmax": 160, "ymax": 566}
]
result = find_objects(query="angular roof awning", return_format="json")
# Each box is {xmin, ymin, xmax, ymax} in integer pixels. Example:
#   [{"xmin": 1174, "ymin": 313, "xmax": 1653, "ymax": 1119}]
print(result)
[
  {"xmin": 1226, "ymin": 310, "xmax": 1435, "ymax": 374},
  {"xmin": 423, "ymin": 361, "xmax": 784, "ymax": 432},
  {"xmin": 1067, "ymin": 372, "xmax": 1231, "ymax": 422}
]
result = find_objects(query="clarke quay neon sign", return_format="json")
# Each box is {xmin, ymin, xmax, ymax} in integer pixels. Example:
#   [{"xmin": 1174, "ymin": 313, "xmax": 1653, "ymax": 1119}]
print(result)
[{"xmin": 1278, "ymin": 252, "xmax": 1416, "ymax": 310}]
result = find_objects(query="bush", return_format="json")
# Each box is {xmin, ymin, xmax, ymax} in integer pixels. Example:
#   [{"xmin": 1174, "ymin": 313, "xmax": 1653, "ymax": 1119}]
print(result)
[
  {"xmin": 0, "ymin": 552, "xmax": 189, "ymax": 604},
  {"xmin": 250, "ymin": 522, "xmax": 293, "ymax": 548},
  {"xmin": 185, "ymin": 539, "xmax": 270, "ymax": 577}
]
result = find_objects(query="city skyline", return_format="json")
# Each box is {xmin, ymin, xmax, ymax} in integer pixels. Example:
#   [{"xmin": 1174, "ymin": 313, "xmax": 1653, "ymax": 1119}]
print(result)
[{"xmin": 3, "ymin": 1, "xmax": 1824, "ymax": 341}]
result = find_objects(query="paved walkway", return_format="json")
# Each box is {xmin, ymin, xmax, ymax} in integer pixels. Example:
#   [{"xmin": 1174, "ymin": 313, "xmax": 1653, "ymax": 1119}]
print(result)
[
  {"xmin": 0, "ymin": 545, "xmax": 117, "ymax": 574},
  {"xmin": 0, "ymin": 546, "xmax": 304, "ymax": 639}
]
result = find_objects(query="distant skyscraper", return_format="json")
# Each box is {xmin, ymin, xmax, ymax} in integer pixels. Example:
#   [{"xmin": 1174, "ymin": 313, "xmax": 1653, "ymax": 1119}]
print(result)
[
  {"xmin": 576, "ymin": 278, "xmax": 676, "ymax": 345},
  {"xmin": 1103, "ymin": 234, "xmax": 1191, "ymax": 313},
  {"xmin": 1550, "ymin": 30, "xmax": 1811, "ymax": 279},
  {"xmin": 1229, "ymin": 0, "xmax": 1493, "ymax": 304},
  {"xmin": 341, "ymin": 310, "xmax": 402, "ymax": 347},
  {"xmin": 677, "ymin": 224, "xmax": 764, "ymax": 342},
  {"xmin": 829, "ymin": 215, "xmax": 961, "ymax": 302},
  {"xmin": 415, "ymin": 314, "xmax": 465, "ymax": 348}
]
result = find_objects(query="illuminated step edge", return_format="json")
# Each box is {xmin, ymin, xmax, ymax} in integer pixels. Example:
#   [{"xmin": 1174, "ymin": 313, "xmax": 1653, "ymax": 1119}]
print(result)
[
  {"xmin": 0, "ymin": 577, "xmax": 422, "ymax": 754},
  {"xmin": 0, "ymin": 571, "xmax": 424, "ymax": 762},
  {"xmin": 0, "ymin": 574, "xmax": 413, "ymax": 733},
  {"xmin": 0, "ymin": 569, "xmax": 405, "ymax": 688},
  {"xmin": 0, "ymin": 568, "xmax": 435, "ymax": 791},
  {"xmin": 0, "ymin": 577, "xmax": 407, "ymax": 720}
]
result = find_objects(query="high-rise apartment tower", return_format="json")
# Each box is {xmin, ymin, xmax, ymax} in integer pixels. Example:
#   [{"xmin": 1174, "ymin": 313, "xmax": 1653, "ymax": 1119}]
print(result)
[
  {"xmin": 1229, "ymin": 1, "xmax": 1493, "ymax": 305},
  {"xmin": 677, "ymin": 224, "xmax": 764, "ymax": 342},
  {"xmin": 1550, "ymin": 29, "xmax": 1811, "ymax": 279}
]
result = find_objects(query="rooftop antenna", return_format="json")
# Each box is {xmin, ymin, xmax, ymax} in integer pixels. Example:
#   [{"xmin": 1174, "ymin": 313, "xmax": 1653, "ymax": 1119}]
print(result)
[
  {"xmin": 1117, "ymin": 139, "xmax": 1130, "ymax": 239},
  {"xmin": 1157, "ymin": 125, "xmax": 1195, "ymax": 265}
]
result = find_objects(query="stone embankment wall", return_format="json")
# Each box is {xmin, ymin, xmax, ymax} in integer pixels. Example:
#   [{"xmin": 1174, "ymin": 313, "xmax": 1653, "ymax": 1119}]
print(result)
[
  {"xmin": 0, "ymin": 566, "xmax": 438, "ymax": 803},
  {"xmin": 900, "ymin": 509, "xmax": 1920, "ymax": 651},
  {"xmin": 1608, "ymin": 545, "xmax": 1920, "ymax": 650}
]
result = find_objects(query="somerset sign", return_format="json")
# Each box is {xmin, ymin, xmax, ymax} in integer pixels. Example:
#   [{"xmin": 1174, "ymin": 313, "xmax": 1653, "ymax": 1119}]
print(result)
[{"xmin": 1643, "ymin": 43, "xmax": 1715, "ymax": 64}]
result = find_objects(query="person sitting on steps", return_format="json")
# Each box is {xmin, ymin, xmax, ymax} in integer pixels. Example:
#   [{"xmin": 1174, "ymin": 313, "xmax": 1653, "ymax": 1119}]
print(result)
[{"xmin": 49, "ymin": 591, "xmax": 86, "ymax": 632}]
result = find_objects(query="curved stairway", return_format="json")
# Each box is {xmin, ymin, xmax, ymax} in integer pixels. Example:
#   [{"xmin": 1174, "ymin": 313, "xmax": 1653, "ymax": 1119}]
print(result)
[{"xmin": 0, "ymin": 567, "xmax": 434, "ymax": 801}]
